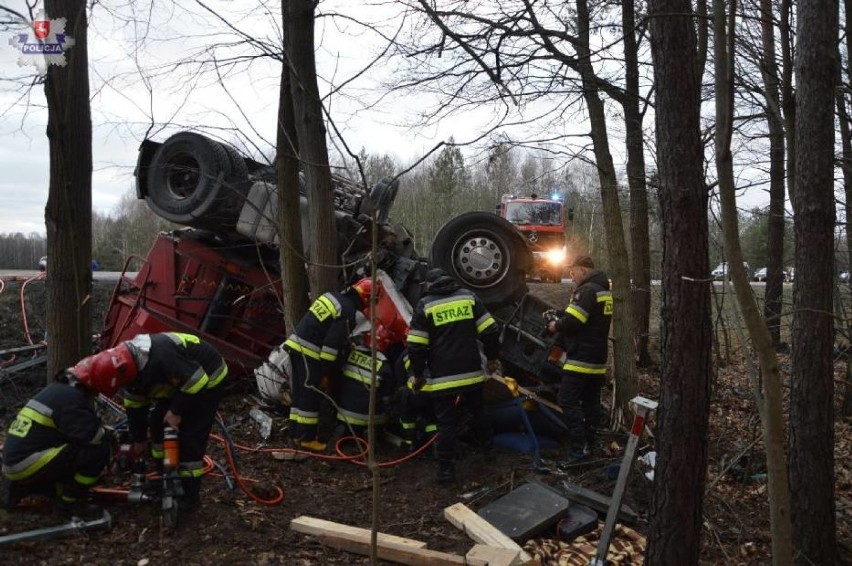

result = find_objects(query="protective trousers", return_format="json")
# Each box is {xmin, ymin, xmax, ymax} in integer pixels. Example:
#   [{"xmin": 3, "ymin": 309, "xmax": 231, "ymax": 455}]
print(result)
[
  {"xmin": 557, "ymin": 372, "xmax": 603, "ymax": 451},
  {"xmin": 287, "ymin": 350, "xmax": 324, "ymax": 442},
  {"xmin": 11, "ymin": 443, "xmax": 109, "ymax": 502},
  {"xmin": 398, "ymin": 387, "xmax": 436, "ymax": 450},
  {"xmin": 148, "ymin": 386, "xmax": 224, "ymax": 501},
  {"xmin": 431, "ymin": 386, "xmax": 491, "ymax": 461}
]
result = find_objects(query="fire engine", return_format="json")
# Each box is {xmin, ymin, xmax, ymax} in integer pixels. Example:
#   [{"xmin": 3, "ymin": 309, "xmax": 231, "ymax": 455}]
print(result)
[{"xmin": 497, "ymin": 193, "xmax": 568, "ymax": 283}]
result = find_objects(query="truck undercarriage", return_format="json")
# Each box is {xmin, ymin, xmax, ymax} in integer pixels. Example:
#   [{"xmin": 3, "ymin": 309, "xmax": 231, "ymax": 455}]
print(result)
[{"xmin": 101, "ymin": 132, "xmax": 567, "ymax": 398}]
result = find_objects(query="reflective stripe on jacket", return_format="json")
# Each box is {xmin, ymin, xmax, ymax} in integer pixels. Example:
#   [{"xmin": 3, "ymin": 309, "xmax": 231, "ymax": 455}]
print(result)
[
  {"xmin": 2, "ymin": 382, "xmax": 105, "ymax": 479},
  {"xmin": 555, "ymin": 270, "xmax": 612, "ymax": 374},
  {"xmin": 407, "ymin": 285, "xmax": 499, "ymax": 394}
]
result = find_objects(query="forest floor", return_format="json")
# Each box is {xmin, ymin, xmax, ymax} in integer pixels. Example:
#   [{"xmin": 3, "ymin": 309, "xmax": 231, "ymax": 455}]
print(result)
[{"xmin": 0, "ymin": 277, "xmax": 849, "ymax": 565}]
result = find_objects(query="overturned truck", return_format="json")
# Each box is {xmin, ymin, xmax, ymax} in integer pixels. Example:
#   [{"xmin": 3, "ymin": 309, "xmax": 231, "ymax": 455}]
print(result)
[{"xmin": 100, "ymin": 132, "xmax": 567, "ymax": 402}]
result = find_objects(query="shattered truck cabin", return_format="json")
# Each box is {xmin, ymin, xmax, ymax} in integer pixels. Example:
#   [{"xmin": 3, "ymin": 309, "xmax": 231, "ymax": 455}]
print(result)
[{"xmin": 100, "ymin": 131, "xmax": 568, "ymax": 392}]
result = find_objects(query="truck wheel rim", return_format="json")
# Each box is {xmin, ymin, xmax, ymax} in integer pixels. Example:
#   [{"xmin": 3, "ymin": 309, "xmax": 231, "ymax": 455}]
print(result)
[
  {"xmin": 165, "ymin": 152, "xmax": 201, "ymax": 199},
  {"xmin": 452, "ymin": 230, "xmax": 509, "ymax": 288}
]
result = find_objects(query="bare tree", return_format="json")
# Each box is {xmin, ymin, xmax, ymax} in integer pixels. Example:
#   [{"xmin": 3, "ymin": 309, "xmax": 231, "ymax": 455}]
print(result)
[
  {"xmin": 277, "ymin": 2, "xmax": 310, "ymax": 333},
  {"xmin": 43, "ymin": 0, "xmax": 93, "ymax": 378},
  {"xmin": 622, "ymin": 0, "xmax": 654, "ymax": 368},
  {"xmin": 789, "ymin": 0, "xmax": 838, "ymax": 560},
  {"xmin": 713, "ymin": 0, "xmax": 792, "ymax": 561},
  {"xmin": 839, "ymin": 0, "xmax": 852, "ymax": 418},
  {"xmin": 287, "ymin": 0, "xmax": 338, "ymax": 294},
  {"xmin": 758, "ymin": 0, "xmax": 788, "ymax": 348},
  {"xmin": 646, "ymin": 0, "xmax": 713, "ymax": 561},
  {"xmin": 573, "ymin": 0, "xmax": 637, "ymax": 422}
]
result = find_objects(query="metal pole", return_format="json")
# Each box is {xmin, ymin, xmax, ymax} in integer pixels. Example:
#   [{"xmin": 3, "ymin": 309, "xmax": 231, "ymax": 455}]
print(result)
[{"xmin": 591, "ymin": 396, "xmax": 657, "ymax": 566}]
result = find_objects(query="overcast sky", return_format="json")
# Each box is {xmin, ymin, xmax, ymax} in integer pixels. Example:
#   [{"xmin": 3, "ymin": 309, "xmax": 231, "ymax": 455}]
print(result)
[
  {"xmin": 0, "ymin": 0, "xmax": 775, "ymax": 237},
  {"xmin": 0, "ymin": 0, "xmax": 489, "ymax": 235}
]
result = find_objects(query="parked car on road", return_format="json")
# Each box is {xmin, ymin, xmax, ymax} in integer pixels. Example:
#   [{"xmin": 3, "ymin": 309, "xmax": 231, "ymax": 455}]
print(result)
[
  {"xmin": 753, "ymin": 267, "xmax": 767, "ymax": 282},
  {"xmin": 712, "ymin": 261, "xmax": 751, "ymax": 281},
  {"xmin": 37, "ymin": 256, "xmax": 47, "ymax": 271}
]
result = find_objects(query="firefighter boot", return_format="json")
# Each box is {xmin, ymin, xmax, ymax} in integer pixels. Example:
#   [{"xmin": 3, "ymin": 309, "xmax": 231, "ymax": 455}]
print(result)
[
  {"xmin": 180, "ymin": 477, "xmax": 201, "ymax": 514},
  {"xmin": 436, "ymin": 460, "xmax": 456, "ymax": 485},
  {"xmin": 0, "ymin": 477, "xmax": 23, "ymax": 511},
  {"xmin": 558, "ymin": 443, "xmax": 591, "ymax": 469},
  {"xmin": 297, "ymin": 439, "xmax": 327, "ymax": 453}
]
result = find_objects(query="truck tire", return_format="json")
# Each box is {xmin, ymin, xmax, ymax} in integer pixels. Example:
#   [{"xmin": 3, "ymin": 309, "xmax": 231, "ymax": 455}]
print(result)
[
  {"xmin": 145, "ymin": 132, "xmax": 249, "ymax": 229},
  {"xmin": 430, "ymin": 212, "xmax": 532, "ymax": 308}
]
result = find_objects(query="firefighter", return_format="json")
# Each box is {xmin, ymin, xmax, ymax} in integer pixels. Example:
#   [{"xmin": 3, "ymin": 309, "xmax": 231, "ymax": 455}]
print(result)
[
  {"xmin": 284, "ymin": 279, "xmax": 372, "ymax": 451},
  {"xmin": 1, "ymin": 370, "xmax": 112, "ymax": 512},
  {"xmin": 68, "ymin": 332, "xmax": 228, "ymax": 508},
  {"xmin": 407, "ymin": 268, "xmax": 501, "ymax": 484},
  {"xmin": 546, "ymin": 254, "xmax": 613, "ymax": 466},
  {"xmin": 335, "ymin": 324, "xmax": 396, "ymax": 438}
]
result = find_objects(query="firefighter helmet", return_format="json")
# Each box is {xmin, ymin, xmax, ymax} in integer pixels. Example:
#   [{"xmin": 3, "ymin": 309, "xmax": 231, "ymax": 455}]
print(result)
[
  {"xmin": 70, "ymin": 343, "xmax": 138, "ymax": 397},
  {"xmin": 351, "ymin": 277, "xmax": 374, "ymax": 308}
]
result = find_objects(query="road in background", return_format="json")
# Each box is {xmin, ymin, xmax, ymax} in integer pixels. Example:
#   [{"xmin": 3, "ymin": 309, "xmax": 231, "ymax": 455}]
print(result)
[{"xmin": 0, "ymin": 270, "xmax": 131, "ymax": 282}]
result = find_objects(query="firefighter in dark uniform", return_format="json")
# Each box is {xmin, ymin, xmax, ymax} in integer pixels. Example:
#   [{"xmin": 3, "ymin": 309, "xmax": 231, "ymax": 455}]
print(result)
[
  {"xmin": 335, "ymin": 325, "xmax": 396, "ymax": 438},
  {"xmin": 1, "ymin": 371, "xmax": 112, "ymax": 511},
  {"xmin": 67, "ymin": 332, "xmax": 228, "ymax": 507},
  {"xmin": 284, "ymin": 279, "xmax": 371, "ymax": 451},
  {"xmin": 546, "ymin": 255, "xmax": 612, "ymax": 466},
  {"xmin": 407, "ymin": 268, "xmax": 501, "ymax": 484}
]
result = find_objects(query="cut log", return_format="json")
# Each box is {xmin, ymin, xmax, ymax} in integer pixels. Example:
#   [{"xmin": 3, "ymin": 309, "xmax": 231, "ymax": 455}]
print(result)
[
  {"xmin": 443, "ymin": 502, "xmax": 534, "ymax": 565},
  {"xmin": 291, "ymin": 515, "xmax": 475, "ymax": 566}
]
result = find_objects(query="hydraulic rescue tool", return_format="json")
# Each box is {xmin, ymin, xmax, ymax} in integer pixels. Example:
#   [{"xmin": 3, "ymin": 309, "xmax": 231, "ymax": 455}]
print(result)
[
  {"xmin": 160, "ymin": 425, "xmax": 184, "ymax": 530},
  {"xmin": 0, "ymin": 510, "xmax": 112, "ymax": 547},
  {"xmin": 101, "ymin": 427, "xmax": 185, "ymax": 529}
]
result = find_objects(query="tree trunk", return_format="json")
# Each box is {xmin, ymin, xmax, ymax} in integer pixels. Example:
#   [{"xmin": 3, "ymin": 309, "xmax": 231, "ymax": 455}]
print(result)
[
  {"xmin": 646, "ymin": 0, "xmax": 712, "ymax": 562},
  {"xmin": 760, "ymin": 0, "xmax": 787, "ymax": 348},
  {"xmin": 287, "ymin": 0, "xmax": 339, "ymax": 294},
  {"xmin": 789, "ymin": 0, "xmax": 838, "ymax": 561},
  {"xmin": 780, "ymin": 0, "xmax": 796, "ymax": 204},
  {"xmin": 713, "ymin": 1, "xmax": 792, "ymax": 562},
  {"xmin": 841, "ymin": 0, "xmax": 852, "ymax": 419},
  {"xmin": 622, "ymin": 0, "xmax": 652, "ymax": 367},
  {"xmin": 44, "ymin": 0, "xmax": 92, "ymax": 379},
  {"xmin": 277, "ymin": 2, "xmax": 310, "ymax": 334},
  {"xmin": 575, "ymin": 0, "xmax": 637, "ymax": 423}
]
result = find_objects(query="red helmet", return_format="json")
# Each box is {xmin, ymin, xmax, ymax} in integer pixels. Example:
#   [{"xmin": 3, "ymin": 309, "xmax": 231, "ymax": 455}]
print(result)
[
  {"xmin": 71, "ymin": 343, "xmax": 138, "ymax": 397},
  {"xmin": 351, "ymin": 277, "xmax": 374, "ymax": 307}
]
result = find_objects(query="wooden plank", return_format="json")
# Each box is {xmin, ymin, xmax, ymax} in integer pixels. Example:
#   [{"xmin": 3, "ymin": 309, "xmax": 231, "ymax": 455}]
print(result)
[
  {"xmin": 443, "ymin": 503, "xmax": 534, "ymax": 565},
  {"xmin": 466, "ymin": 544, "xmax": 521, "ymax": 566},
  {"xmin": 316, "ymin": 534, "xmax": 483, "ymax": 566},
  {"xmin": 292, "ymin": 515, "xmax": 475, "ymax": 565},
  {"xmin": 290, "ymin": 515, "xmax": 426, "ymax": 549}
]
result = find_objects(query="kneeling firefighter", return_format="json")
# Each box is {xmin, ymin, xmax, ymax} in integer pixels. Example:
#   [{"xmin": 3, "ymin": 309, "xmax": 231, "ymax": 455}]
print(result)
[
  {"xmin": 1, "ymin": 371, "xmax": 112, "ymax": 511},
  {"xmin": 71, "ymin": 332, "xmax": 228, "ymax": 508},
  {"xmin": 335, "ymin": 324, "xmax": 397, "ymax": 438}
]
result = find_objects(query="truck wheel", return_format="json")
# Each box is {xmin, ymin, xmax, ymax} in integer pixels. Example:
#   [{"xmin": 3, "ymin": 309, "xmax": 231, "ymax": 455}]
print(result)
[
  {"xmin": 430, "ymin": 212, "xmax": 532, "ymax": 308},
  {"xmin": 146, "ymin": 132, "xmax": 248, "ymax": 229}
]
